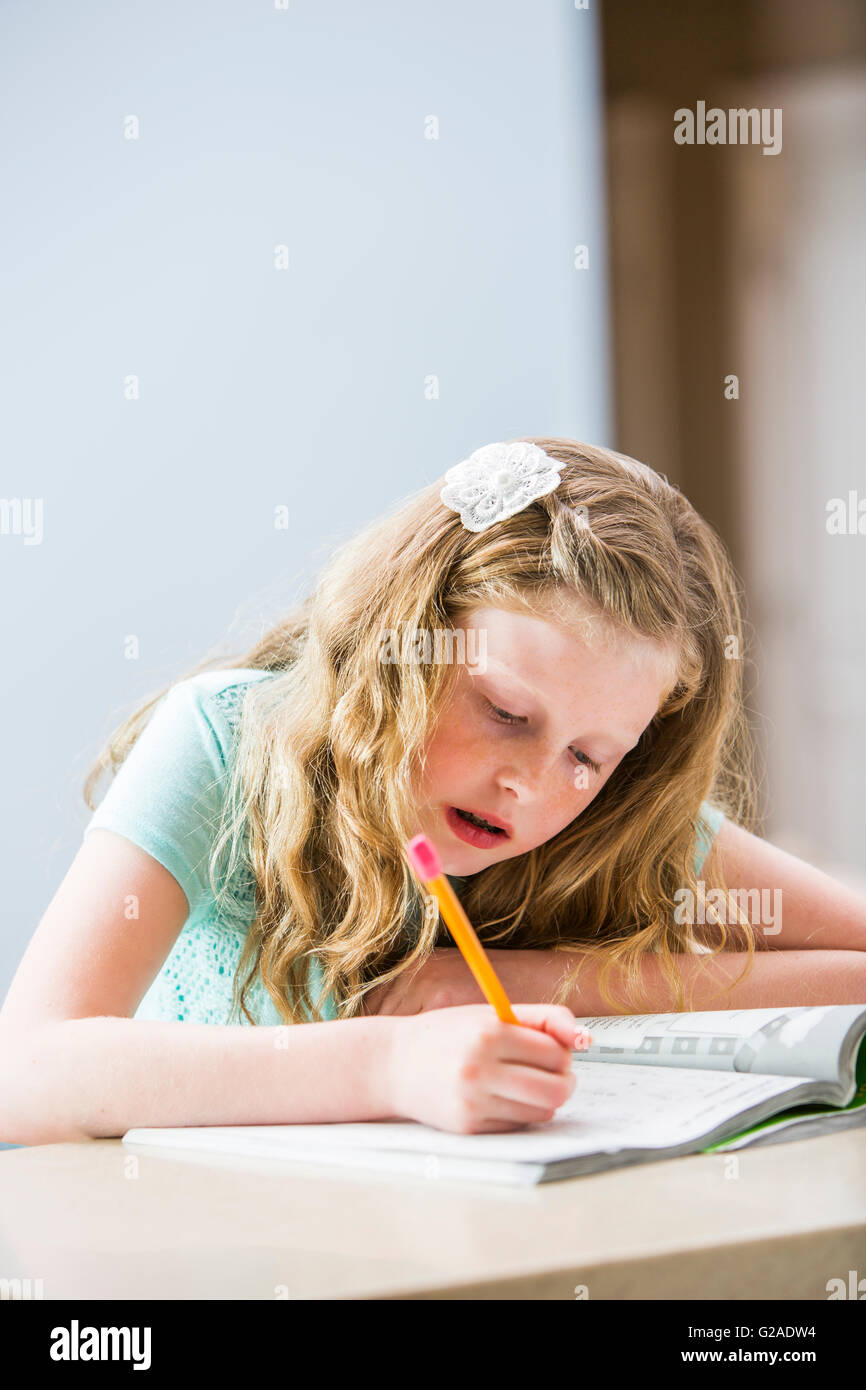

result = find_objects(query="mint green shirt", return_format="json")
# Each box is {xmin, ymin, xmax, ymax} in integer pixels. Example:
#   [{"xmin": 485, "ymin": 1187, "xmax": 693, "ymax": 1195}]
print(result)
[{"xmin": 83, "ymin": 669, "xmax": 726, "ymax": 1026}]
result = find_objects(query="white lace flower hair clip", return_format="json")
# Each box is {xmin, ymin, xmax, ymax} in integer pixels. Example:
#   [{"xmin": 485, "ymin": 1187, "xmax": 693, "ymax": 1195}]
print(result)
[{"xmin": 439, "ymin": 440, "xmax": 562, "ymax": 533}]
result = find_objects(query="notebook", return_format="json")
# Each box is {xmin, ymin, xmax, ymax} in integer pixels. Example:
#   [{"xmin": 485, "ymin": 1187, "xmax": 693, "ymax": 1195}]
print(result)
[{"xmin": 122, "ymin": 1004, "xmax": 866, "ymax": 1186}]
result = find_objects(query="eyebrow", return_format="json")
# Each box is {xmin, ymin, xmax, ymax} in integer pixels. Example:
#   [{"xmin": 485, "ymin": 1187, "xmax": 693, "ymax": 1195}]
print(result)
[{"xmin": 480, "ymin": 666, "xmax": 642, "ymax": 755}]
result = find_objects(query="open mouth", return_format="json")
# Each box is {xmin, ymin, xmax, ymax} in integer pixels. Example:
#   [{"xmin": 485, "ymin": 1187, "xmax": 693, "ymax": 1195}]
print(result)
[{"xmin": 453, "ymin": 807, "xmax": 508, "ymax": 835}]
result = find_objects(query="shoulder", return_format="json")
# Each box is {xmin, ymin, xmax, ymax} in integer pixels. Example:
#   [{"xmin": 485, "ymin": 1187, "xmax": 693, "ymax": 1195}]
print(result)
[
  {"xmin": 693, "ymin": 800, "xmax": 725, "ymax": 874},
  {"xmin": 91, "ymin": 667, "xmax": 274, "ymax": 806},
  {"xmin": 697, "ymin": 800, "xmax": 725, "ymax": 834},
  {"xmin": 84, "ymin": 668, "xmax": 276, "ymax": 913},
  {"xmin": 693, "ymin": 816, "xmax": 866, "ymax": 950},
  {"xmin": 171, "ymin": 666, "xmax": 275, "ymax": 707},
  {"xmin": 162, "ymin": 668, "xmax": 276, "ymax": 763}
]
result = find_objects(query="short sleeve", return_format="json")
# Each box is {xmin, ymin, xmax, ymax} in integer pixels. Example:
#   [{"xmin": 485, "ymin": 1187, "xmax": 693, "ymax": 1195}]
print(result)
[
  {"xmin": 693, "ymin": 800, "xmax": 725, "ymax": 875},
  {"xmin": 83, "ymin": 678, "xmax": 236, "ymax": 916}
]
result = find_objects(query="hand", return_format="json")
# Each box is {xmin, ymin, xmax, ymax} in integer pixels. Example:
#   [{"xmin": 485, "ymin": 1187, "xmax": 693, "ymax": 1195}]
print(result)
[
  {"xmin": 364, "ymin": 947, "xmax": 490, "ymax": 1016},
  {"xmin": 384, "ymin": 1002, "xmax": 580, "ymax": 1134}
]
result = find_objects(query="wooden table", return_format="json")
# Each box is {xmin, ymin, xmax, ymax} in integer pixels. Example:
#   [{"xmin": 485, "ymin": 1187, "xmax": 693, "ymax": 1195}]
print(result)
[{"xmin": 0, "ymin": 1129, "xmax": 864, "ymax": 1299}]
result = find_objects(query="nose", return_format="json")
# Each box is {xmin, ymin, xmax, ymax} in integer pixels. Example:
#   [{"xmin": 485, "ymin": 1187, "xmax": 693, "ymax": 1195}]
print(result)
[{"xmin": 495, "ymin": 749, "xmax": 556, "ymax": 802}]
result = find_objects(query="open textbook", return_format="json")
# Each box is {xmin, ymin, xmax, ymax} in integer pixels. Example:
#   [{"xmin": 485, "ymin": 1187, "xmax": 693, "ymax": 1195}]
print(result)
[{"xmin": 122, "ymin": 1004, "xmax": 866, "ymax": 1186}]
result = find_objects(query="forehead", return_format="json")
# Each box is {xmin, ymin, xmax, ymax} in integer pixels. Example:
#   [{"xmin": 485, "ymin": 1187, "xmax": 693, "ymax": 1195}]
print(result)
[
  {"xmin": 458, "ymin": 601, "xmax": 680, "ymax": 727},
  {"xmin": 462, "ymin": 594, "xmax": 612, "ymax": 647}
]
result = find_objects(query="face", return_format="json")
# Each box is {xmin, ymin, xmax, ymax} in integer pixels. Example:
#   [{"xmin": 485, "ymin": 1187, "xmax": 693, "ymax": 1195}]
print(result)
[{"xmin": 412, "ymin": 603, "xmax": 678, "ymax": 876}]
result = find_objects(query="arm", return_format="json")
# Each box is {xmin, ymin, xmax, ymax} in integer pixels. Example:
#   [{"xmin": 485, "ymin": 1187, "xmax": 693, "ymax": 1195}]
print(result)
[
  {"xmin": 549, "ymin": 822, "xmax": 866, "ymax": 1007},
  {"xmin": 367, "ymin": 824, "xmax": 866, "ymax": 1019},
  {"xmin": 0, "ymin": 1014, "xmax": 399, "ymax": 1147},
  {"xmin": 366, "ymin": 943, "xmax": 866, "ymax": 1016},
  {"xmin": 702, "ymin": 819, "xmax": 866, "ymax": 951},
  {"xmin": 543, "ymin": 946, "xmax": 866, "ymax": 1013},
  {"xmin": 0, "ymin": 830, "xmax": 396, "ymax": 1145},
  {"xmin": 553, "ymin": 820, "xmax": 866, "ymax": 1008}
]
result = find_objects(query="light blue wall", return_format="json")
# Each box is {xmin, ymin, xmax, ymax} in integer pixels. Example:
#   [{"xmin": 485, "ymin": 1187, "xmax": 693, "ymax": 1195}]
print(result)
[{"xmin": 0, "ymin": 0, "xmax": 611, "ymax": 1104}]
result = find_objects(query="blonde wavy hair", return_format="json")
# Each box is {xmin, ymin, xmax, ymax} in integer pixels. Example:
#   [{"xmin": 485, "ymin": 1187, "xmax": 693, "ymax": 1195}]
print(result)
[{"xmin": 84, "ymin": 437, "xmax": 765, "ymax": 1025}]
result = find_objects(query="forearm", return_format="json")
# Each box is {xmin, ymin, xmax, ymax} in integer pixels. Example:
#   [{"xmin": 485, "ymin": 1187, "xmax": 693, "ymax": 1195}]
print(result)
[
  {"xmin": 508, "ymin": 947, "xmax": 866, "ymax": 1013},
  {"xmin": 0, "ymin": 1014, "xmax": 399, "ymax": 1146}
]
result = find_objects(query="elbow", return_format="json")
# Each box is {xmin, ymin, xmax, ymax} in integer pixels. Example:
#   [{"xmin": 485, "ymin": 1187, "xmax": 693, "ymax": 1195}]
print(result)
[
  {"xmin": 0, "ymin": 1105, "xmax": 106, "ymax": 1148},
  {"xmin": 0, "ymin": 1022, "xmax": 105, "ymax": 1147},
  {"xmin": 0, "ymin": 1092, "xmax": 98, "ymax": 1147}
]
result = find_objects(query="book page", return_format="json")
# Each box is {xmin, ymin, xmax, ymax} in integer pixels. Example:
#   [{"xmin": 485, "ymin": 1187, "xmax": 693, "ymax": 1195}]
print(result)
[
  {"xmin": 571, "ymin": 1005, "xmax": 865, "ymax": 1087},
  {"xmin": 126, "ymin": 1063, "xmax": 812, "ymax": 1166},
  {"xmin": 523, "ymin": 1061, "xmax": 808, "ymax": 1159}
]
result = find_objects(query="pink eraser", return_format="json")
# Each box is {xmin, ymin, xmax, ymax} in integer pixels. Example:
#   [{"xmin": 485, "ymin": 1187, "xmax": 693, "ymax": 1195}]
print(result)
[{"xmin": 405, "ymin": 834, "xmax": 442, "ymax": 881}]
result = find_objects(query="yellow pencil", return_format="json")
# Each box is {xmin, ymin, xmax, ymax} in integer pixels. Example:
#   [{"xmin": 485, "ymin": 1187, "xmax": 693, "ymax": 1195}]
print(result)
[{"xmin": 405, "ymin": 834, "xmax": 592, "ymax": 1050}]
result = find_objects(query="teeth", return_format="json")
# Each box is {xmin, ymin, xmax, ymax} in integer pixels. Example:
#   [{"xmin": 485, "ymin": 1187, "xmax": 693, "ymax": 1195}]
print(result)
[{"xmin": 456, "ymin": 808, "xmax": 502, "ymax": 832}]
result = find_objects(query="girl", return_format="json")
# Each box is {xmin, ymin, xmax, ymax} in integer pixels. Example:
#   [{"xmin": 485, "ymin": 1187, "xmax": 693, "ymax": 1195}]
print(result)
[{"xmin": 2, "ymin": 438, "xmax": 865, "ymax": 1147}]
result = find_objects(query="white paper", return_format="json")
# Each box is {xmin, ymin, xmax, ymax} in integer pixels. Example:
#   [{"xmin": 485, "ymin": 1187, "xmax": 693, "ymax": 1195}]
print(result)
[{"xmin": 125, "ymin": 1061, "xmax": 809, "ymax": 1166}]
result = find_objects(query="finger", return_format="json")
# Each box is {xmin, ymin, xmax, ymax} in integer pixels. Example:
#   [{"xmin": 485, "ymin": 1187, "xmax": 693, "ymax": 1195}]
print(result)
[
  {"xmin": 496, "ymin": 1019, "xmax": 578, "ymax": 1072},
  {"xmin": 473, "ymin": 1119, "xmax": 534, "ymax": 1132},
  {"xmin": 364, "ymin": 988, "xmax": 397, "ymax": 1016},
  {"xmin": 378, "ymin": 996, "xmax": 416, "ymax": 1017},
  {"xmin": 488, "ymin": 1060, "xmax": 577, "ymax": 1112},
  {"xmin": 477, "ymin": 1088, "xmax": 572, "ymax": 1127},
  {"xmin": 511, "ymin": 1003, "xmax": 589, "ymax": 1053}
]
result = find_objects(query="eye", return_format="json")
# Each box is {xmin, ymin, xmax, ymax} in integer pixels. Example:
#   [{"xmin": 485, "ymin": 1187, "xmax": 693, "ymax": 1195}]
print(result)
[
  {"xmin": 484, "ymin": 698, "xmax": 601, "ymax": 775},
  {"xmin": 572, "ymin": 749, "xmax": 602, "ymax": 775},
  {"xmin": 486, "ymin": 699, "xmax": 525, "ymax": 727}
]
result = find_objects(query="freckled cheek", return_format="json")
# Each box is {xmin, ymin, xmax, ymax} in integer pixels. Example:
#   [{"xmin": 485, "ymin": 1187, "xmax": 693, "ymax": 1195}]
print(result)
[
  {"xmin": 418, "ymin": 720, "xmax": 480, "ymax": 793},
  {"xmin": 542, "ymin": 784, "xmax": 584, "ymax": 834}
]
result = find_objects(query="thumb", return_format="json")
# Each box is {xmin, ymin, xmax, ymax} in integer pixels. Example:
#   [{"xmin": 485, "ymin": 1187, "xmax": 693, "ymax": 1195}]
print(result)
[{"xmin": 509, "ymin": 1002, "xmax": 593, "ymax": 1053}]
